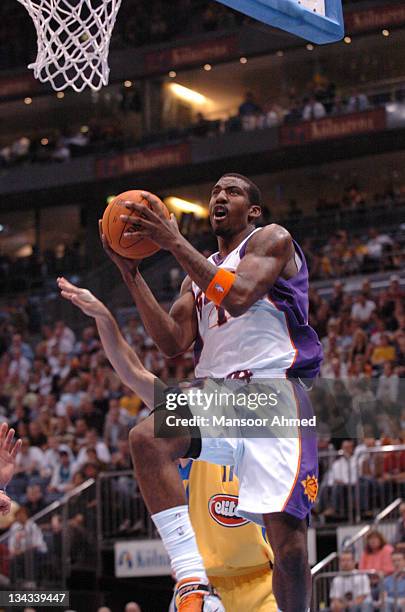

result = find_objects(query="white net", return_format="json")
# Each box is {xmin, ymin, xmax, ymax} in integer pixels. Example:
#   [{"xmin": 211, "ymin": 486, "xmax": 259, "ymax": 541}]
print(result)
[{"xmin": 17, "ymin": 0, "xmax": 122, "ymax": 92}]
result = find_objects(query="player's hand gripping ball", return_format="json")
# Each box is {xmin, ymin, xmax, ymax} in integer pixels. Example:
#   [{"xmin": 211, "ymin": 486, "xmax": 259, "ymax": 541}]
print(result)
[{"xmin": 101, "ymin": 190, "xmax": 170, "ymax": 259}]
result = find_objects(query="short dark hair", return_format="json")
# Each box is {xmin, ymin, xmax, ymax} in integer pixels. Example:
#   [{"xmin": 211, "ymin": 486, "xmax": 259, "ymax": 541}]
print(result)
[{"xmin": 221, "ymin": 173, "xmax": 262, "ymax": 207}]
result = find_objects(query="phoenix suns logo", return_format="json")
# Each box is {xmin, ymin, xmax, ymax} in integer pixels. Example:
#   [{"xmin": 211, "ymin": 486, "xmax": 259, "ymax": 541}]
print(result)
[
  {"xmin": 301, "ymin": 474, "xmax": 318, "ymax": 503},
  {"xmin": 208, "ymin": 494, "xmax": 249, "ymax": 527}
]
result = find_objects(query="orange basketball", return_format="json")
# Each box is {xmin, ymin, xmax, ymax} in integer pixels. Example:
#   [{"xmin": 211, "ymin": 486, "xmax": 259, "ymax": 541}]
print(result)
[{"xmin": 101, "ymin": 190, "xmax": 170, "ymax": 259}]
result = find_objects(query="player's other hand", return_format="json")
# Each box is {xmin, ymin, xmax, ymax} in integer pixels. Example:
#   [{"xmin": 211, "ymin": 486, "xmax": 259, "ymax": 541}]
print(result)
[
  {"xmin": 57, "ymin": 277, "xmax": 109, "ymax": 319},
  {"xmin": 0, "ymin": 423, "xmax": 21, "ymax": 490},
  {"xmin": 98, "ymin": 220, "xmax": 141, "ymax": 281}
]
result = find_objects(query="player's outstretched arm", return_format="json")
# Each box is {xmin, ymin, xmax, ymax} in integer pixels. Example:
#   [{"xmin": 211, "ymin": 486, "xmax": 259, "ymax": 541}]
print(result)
[
  {"xmin": 99, "ymin": 221, "xmax": 197, "ymax": 357},
  {"xmin": 58, "ymin": 277, "xmax": 158, "ymax": 409}
]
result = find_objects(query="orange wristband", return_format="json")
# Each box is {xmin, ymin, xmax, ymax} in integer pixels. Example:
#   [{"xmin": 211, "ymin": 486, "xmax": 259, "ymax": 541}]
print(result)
[{"xmin": 205, "ymin": 269, "xmax": 235, "ymax": 306}]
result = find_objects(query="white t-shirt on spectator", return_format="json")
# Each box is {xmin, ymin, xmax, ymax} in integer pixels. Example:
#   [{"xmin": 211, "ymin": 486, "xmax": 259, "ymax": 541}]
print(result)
[
  {"xmin": 9, "ymin": 355, "xmax": 31, "ymax": 383},
  {"xmin": 56, "ymin": 391, "xmax": 86, "ymax": 416},
  {"xmin": 47, "ymin": 326, "xmax": 75, "ymax": 355},
  {"xmin": 302, "ymin": 101, "xmax": 326, "ymax": 121},
  {"xmin": 8, "ymin": 519, "xmax": 47, "ymax": 554},
  {"xmin": 376, "ymin": 374, "xmax": 399, "ymax": 404},
  {"xmin": 16, "ymin": 447, "xmax": 46, "ymax": 473},
  {"xmin": 75, "ymin": 441, "xmax": 111, "ymax": 468},
  {"xmin": 331, "ymin": 455, "xmax": 358, "ymax": 485},
  {"xmin": 351, "ymin": 300, "xmax": 376, "ymax": 322},
  {"xmin": 330, "ymin": 573, "xmax": 371, "ymax": 600}
]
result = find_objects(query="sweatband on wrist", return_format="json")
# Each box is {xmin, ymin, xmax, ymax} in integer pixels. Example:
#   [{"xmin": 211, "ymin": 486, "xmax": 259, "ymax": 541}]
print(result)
[{"xmin": 205, "ymin": 269, "xmax": 235, "ymax": 306}]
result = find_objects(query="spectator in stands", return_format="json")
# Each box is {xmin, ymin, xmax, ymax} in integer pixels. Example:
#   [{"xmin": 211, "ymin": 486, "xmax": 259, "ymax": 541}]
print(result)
[
  {"xmin": 329, "ymin": 550, "xmax": 372, "ymax": 611},
  {"xmin": 110, "ymin": 439, "xmax": 132, "ymax": 471},
  {"xmin": 10, "ymin": 136, "xmax": 30, "ymax": 163},
  {"xmin": 331, "ymin": 95, "xmax": 348, "ymax": 116},
  {"xmin": 47, "ymin": 450, "xmax": 74, "ymax": 499},
  {"xmin": 238, "ymin": 92, "xmax": 262, "ymax": 117},
  {"xmin": 262, "ymin": 100, "xmax": 284, "ymax": 127},
  {"xmin": 47, "ymin": 320, "xmax": 75, "ymax": 355},
  {"xmin": 284, "ymin": 98, "xmax": 302, "ymax": 124},
  {"xmin": 351, "ymin": 294, "xmax": 376, "ymax": 326},
  {"xmin": 347, "ymin": 89, "xmax": 370, "ymax": 114},
  {"xmin": 383, "ymin": 550, "xmax": 405, "ymax": 610},
  {"xmin": 14, "ymin": 438, "xmax": 46, "ymax": 485},
  {"xmin": 8, "ymin": 348, "xmax": 31, "ymax": 384},
  {"xmin": 8, "ymin": 506, "xmax": 47, "ymax": 585},
  {"xmin": 24, "ymin": 485, "xmax": 46, "ymax": 516},
  {"xmin": 323, "ymin": 440, "xmax": 358, "ymax": 518},
  {"xmin": 302, "ymin": 95, "xmax": 326, "ymax": 121},
  {"xmin": 52, "ymin": 140, "xmax": 71, "ymax": 163},
  {"xmin": 376, "ymin": 361, "xmax": 400, "ymax": 405},
  {"xmin": 393, "ymin": 503, "xmax": 405, "ymax": 551},
  {"xmin": 103, "ymin": 400, "xmax": 129, "ymax": 451},
  {"xmin": 74, "ymin": 429, "xmax": 111, "ymax": 471},
  {"xmin": 359, "ymin": 530, "xmax": 394, "ymax": 576},
  {"xmin": 192, "ymin": 113, "xmax": 210, "ymax": 138},
  {"xmin": 365, "ymin": 228, "xmax": 393, "ymax": 270},
  {"xmin": 367, "ymin": 335, "xmax": 396, "ymax": 373}
]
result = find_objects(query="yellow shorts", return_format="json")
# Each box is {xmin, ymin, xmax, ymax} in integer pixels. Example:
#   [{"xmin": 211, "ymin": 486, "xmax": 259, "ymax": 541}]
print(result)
[{"xmin": 210, "ymin": 567, "xmax": 277, "ymax": 612}]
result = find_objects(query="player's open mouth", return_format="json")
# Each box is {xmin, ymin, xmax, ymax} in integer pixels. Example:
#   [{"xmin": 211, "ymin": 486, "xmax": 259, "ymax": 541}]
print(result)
[{"xmin": 213, "ymin": 205, "xmax": 228, "ymax": 221}]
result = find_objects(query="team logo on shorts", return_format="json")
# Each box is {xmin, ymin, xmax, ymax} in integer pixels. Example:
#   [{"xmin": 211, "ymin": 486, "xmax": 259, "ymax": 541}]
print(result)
[
  {"xmin": 301, "ymin": 475, "xmax": 318, "ymax": 503},
  {"xmin": 208, "ymin": 494, "xmax": 249, "ymax": 527}
]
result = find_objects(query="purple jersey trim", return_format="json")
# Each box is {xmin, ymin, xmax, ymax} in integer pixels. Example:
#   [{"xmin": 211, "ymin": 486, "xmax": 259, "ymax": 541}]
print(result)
[
  {"xmin": 212, "ymin": 252, "xmax": 226, "ymax": 266},
  {"xmin": 283, "ymin": 381, "xmax": 318, "ymax": 520},
  {"xmin": 268, "ymin": 241, "xmax": 323, "ymax": 378}
]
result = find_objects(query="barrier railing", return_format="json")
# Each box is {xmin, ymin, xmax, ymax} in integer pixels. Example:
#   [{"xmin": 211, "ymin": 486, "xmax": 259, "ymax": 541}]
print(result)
[
  {"xmin": 355, "ymin": 446, "xmax": 405, "ymax": 524},
  {"xmin": 313, "ymin": 570, "xmax": 383, "ymax": 612},
  {"xmin": 317, "ymin": 446, "xmax": 405, "ymax": 526},
  {"xmin": 96, "ymin": 470, "xmax": 156, "ymax": 547},
  {"xmin": 311, "ymin": 498, "xmax": 402, "ymax": 611},
  {"xmin": 0, "ymin": 478, "xmax": 95, "ymax": 589}
]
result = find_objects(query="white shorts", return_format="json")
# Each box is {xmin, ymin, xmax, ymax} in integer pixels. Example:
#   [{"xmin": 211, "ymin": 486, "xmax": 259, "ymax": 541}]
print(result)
[{"xmin": 190, "ymin": 376, "xmax": 318, "ymax": 527}]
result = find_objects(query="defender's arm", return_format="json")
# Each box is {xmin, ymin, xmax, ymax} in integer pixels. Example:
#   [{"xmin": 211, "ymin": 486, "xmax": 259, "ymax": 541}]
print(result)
[{"xmin": 58, "ymin": 277, "xmax": 160, "ymax": 409}]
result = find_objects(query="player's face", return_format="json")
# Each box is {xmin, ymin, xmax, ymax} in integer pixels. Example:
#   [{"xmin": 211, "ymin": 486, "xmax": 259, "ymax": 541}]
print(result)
[{"xmin": 209, "ymin": 177, "xmax": 252, "ymax": 237}]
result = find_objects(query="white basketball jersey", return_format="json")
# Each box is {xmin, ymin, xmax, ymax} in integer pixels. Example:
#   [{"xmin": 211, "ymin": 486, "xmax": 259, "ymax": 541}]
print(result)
[{"xmin": 192, "ymin": 228, "xmax": 298, "ymax": 379}]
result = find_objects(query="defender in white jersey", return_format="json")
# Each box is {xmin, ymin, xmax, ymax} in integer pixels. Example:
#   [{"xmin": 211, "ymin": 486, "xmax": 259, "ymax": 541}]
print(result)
[{"xmin": 99, "ymin": 173, "xmax": 322, "ymax": 612}]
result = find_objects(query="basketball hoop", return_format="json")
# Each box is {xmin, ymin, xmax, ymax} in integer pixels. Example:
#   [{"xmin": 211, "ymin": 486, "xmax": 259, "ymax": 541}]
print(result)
[{"xmin": 17, "ymin": 0, "xmax": 122, "ymax": 92}]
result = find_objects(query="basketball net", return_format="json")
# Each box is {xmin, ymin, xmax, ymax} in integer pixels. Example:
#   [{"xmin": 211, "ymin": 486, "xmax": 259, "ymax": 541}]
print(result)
[{"xmin": 17, "ymin": 0, "xmax": 122, "ymax": 92}]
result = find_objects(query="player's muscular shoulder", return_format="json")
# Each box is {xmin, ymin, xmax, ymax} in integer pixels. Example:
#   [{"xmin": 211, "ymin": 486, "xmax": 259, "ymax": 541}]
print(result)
[
  {"xmin": 244, "ymin": 224, "xmax": 296, "ymax": 279},
  {"xmin": 246, "ymin": 224, "xmax": 294, "ymax": 260}
]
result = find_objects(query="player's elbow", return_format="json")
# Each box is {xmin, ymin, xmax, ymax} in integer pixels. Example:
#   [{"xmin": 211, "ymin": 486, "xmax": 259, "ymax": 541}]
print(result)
[
  {"xmin": 160, "ymin": 343, "xmax": 186, "ymax": 358},
  {"xmin": 225, "ymin": 302, "xmax": 248, "ymax": 318},
  {"xmin": 224, "ymin": 288, "xmax": 254, "ymax": 317}
]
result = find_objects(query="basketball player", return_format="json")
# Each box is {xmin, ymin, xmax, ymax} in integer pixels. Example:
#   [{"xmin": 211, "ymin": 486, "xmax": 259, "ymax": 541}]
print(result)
[
  {"xmin": 59, "ymin": 277, "xmax": 276, "ymax": 611},
  {"xmin": 0, "ymin": 423, "xmax": 22, "ymax": 515},
  {"xmin": 176, "ymin": 459, "xmax": 276, "ymax": 611},
  {"xmin": 80, "ymin": 173, "xmax": 321, "ymax": 611}
]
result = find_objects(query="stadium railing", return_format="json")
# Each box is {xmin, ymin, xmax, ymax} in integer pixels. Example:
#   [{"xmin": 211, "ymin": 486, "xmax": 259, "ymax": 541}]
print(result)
[
  {"xmin": 311, "ymin": 498, "xmax": 402, "ymax": 610},
  {"xmin": 317, "ymin": 446, "xmax": 405, "ymax": 526},
  {"xmin": 355, "ymin": 446, "xmax": 405, "ymax": 524},
  {"xmin": 0, "ymin": 478, "xmax": 96, "ymax": 589},
  {"xmin": 96, "ymin": 470, "xmax": 156, "ymax": 548},
  {"xmin": 312, "ymin": 570, "xmax": 384, "ymax": 612}
]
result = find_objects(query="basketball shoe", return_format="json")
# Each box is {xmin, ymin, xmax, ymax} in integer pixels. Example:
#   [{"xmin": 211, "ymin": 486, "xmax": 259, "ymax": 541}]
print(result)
[{"xmin": 175, "ymin": 577, "xmax": 225, "ymax": 611}]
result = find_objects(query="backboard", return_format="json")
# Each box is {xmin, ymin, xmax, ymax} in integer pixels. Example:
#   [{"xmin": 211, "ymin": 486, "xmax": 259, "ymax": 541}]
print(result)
[{"xmin": 214, "ymin": 0, "xmax": 344, "ymax": 44}]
